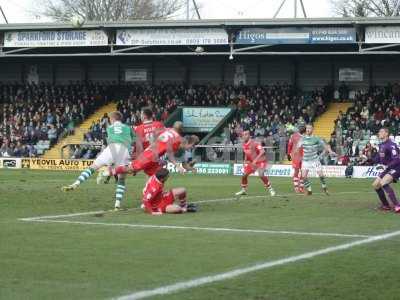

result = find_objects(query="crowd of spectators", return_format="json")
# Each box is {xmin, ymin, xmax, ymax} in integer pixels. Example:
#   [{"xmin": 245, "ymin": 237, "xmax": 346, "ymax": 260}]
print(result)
[
  {"xmin": 79, "ymin": 83, "xmax": 330, "ymax": 162},
  {"xmin": 332, "ymin": 83, "xmax": 400, "ymax": 165},
  {"xmin": 0, "ymin": 82, "xmax": 113, "ymax": 157}
]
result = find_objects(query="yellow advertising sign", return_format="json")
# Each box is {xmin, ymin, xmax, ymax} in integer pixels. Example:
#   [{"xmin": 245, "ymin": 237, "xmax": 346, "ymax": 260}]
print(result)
[{"xmin": 21, "ymin": 159, "xmax": 94, "ymax": 171}]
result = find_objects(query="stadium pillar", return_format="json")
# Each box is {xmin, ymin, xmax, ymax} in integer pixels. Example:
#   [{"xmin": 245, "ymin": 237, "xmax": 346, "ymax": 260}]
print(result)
[
  {"xmin": 52, "ymin": 64, "xmax": 56, "ymax": 85},
  {"xmin": 83, "ymin": 62, "xmax": 89, "ymax": 83},
  {"xmin": 330, "ymin": 60, "xmax": 335, "ymax": 90},
  {"xmin": 292, "ymin": 58, "xmax": 298, "ymax": 90},
  {"xmin": 257, "ymin": 63, "xmax": 261, "ymax": 85},
  {"xmin": 20, "ymin": 63, "xmax": 25, "ymax": 83},
  {"xmin": 117, "ymin": 64, "xmax": 121, "ymax": 85},
  {"xmin": 221, "ymin": 61, "xmax": 225, "ymax": 84},
  {"xmin": 369, "ymin": 62, "xmax": 373, "ymax": 86},
  {"xmin": 151, "ymin": 61, "xmax": 155, "ymax": 85}
]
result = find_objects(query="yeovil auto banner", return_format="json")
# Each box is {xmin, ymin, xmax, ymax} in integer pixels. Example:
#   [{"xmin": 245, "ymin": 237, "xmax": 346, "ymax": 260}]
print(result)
[
  {"xmin": 182, "ymin": 107, "xmax": 231, "ymax": 132},
  {"xmin": 116, "ymin": 28, "xmax": 228, "ymax": 45},
  {"xmin": 235, "ymin": 27, "xmax": 356, "ymax": 44},
  {"xmin": 21, "ymin": 158, "xmax": 93, "ymax": 171},
  {"xmin": 4, "ymin": 30, "xmax": 108, "ymax": 47},
  {"xmin": 365, "ymin": 26, "xmax": 400, "ymax": 43}
]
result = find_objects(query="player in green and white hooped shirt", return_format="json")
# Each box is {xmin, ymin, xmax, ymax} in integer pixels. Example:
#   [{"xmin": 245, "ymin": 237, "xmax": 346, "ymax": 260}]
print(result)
[
  {"xmin": 300, "ymin": 124, "xmax": 336, "ymax": 195},
  {"xmin": 62, "ymin": 111, "xmax": 135, "ymax": 210}
]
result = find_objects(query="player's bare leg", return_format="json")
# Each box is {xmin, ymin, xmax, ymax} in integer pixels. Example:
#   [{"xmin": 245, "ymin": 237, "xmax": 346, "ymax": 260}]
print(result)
[
  {"xmin": 372, "ymin": 177, "xmax": 391, "ymax": 211},
  {"xmin": 235, "ymin": 174, "xmax": 249, "ymax": 198},
  {"xmin": 257, "ymin": 168, "xmax": 276, "ymax": 197},
  {"xmin": 165, "ymin": 188, "xmax": 197, "ymax": 213},
  {"xmin": 380, "ymin": 174, "xmax": 400, "ymax": 213}
]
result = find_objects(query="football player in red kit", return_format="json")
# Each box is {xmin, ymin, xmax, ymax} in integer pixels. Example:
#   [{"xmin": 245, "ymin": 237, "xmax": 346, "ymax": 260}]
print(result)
[
  {"xmin": 235, "ymin": 130, "xmax": 276, "ymax": 198},
  {"xmin": 287, "ymin": 125, "xmax": 306, "ymax": 193},
  {"xmin": 115, "ymin": 121, "xmax": 199, "ymax": 177},
  {"xmin": 134, "ymin": 107, "xmax": 165, "ymax": 155},
  {"xmin": 142, "ymin": 168, "xmax": 197, "ymax": 215}
]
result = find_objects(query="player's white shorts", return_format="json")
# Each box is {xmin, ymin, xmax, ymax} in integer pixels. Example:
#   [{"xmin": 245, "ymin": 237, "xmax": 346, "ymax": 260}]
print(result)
[
  {"xmin": 93, "ymin": 143, "xmax": 130, "ymax": 168},
  {"xmin": 301, "ymin": 160, "xmax": 322, "ymax": 173}
]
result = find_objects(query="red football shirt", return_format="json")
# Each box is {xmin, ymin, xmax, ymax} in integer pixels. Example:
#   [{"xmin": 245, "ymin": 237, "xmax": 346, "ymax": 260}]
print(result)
[
  {"xmin": 287, "ymin": 132, "xmax": 303, "ymax": 163},
  {"xmin": 243, "ymin": 139, "xmax": 266, "ymax": 163},
  {"xmin": 134, "ymin": 120, "xmax": 165, "ymax": 150},
  {"xmin": 142, "ymin": 175, "xmax": 164, "ymax": 213}
]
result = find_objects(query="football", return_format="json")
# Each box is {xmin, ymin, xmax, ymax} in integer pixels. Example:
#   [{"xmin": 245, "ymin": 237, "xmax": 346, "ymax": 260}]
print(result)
[{"xmin": 71, "ymin": 15, "xmax": 85, "ymax": 28}]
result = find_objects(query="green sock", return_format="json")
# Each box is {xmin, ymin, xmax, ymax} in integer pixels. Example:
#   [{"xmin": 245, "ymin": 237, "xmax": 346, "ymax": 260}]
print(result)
[
  {"xmin": 115, "ymin": 178, "xmax": 126, "ymax": 202},
  {"xmin": 304, "ymin": 179, "xmax": 312, "ymax": 191},
  {"xmin": 74, "ymin": 168, "xmax": 94, "ymax": 185},
  {"xmin": 320, "ymin": 176, "xmax": 327, "ymax": 188}
]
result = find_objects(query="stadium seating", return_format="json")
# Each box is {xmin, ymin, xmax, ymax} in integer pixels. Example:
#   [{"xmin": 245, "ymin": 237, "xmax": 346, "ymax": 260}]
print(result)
[
  {"xmin": 332, "ymin": 84, "xmax": 400, "ymax": 161},
  {"xmin": 0, "ymin": 82, "xmax": 113, "ymax": 157}
]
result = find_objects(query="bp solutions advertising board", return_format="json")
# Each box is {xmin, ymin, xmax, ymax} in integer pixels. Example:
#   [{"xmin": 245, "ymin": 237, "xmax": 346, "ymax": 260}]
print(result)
[
  {"xmin": 235, "ymin": 27, "xmax": 356, "ymax": 44},
  {"xmin": 116, "ymin": 28, "xmax": 228, "ymax": 45}
]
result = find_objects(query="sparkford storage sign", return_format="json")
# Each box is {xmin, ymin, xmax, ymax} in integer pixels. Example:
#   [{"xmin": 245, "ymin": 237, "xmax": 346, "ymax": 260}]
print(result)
[
  {"xmin": 4, "ymin": 30, "xmax": 108, "ymax": 47},
  {"xmin": 22, "ymin": 159, "xmax": 93, "ymax": 171}
]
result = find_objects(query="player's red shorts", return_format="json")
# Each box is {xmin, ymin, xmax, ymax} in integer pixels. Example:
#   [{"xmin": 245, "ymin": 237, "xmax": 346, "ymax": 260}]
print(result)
[
  {"xmin": 291, "ymin": 160, "xmax": 302, "ymax": 169},
  {"xmin": 153, "ymin": 191, "xmax": 175, "ymax": 213},
  {"xmin": 132, "ymin": 150, "xmax": 162, "ymax": 176},
  {"xmin": 243, "ymin": 161, "xmax": 267, "ymax": 175}
]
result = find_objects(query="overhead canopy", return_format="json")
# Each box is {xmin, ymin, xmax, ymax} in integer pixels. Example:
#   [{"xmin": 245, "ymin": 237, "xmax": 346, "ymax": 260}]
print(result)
[{"xmin": 1, "ymin": 17, "xmax": 400, "ymax": 57}]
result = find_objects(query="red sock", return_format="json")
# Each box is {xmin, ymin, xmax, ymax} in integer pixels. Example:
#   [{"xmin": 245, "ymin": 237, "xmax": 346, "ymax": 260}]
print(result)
[
  {"xmin": 114, "ymin": 165, "xmax": 127, "ymax": 175},
  {"xmin": 260, "ymin": 176, "xmax": 271, "ymax": 188},
  {"xmin": 241, "ymin": 176, "xmax": 248, "ymax": 189}
]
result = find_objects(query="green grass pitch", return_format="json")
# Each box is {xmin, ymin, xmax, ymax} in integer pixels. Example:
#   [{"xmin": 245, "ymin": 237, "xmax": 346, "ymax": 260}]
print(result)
[{"xmin": 1, "ymin": 169, "xmax": 400, "ymax": 300}]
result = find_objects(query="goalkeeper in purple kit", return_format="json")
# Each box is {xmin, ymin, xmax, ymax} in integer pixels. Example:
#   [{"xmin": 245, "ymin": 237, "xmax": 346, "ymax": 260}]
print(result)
[{"xmin": 371, "ymin": 128, "xmax": 400, "ymax": 213}]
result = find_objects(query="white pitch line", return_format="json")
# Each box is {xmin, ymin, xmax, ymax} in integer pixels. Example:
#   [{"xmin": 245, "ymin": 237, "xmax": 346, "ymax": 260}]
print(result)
[
  {"xmin": 115, "ymin": 229, "xmax": 400, "ymax": 300},
  {"xmin": 24, "ymin": 219, "xmax": 370, "ymax": 238},
  {"xmin": 18, "ymin": 190, "xmax": 373, "ymax": 221}
]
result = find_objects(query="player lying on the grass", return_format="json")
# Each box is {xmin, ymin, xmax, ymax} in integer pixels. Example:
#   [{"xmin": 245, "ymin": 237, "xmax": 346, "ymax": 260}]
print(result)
[
  {"xmin": 369, "ymin": 128, "xmax": 400, "ymax": 213},
  {"xmin": 142, "ymin": 168, "xmax": 197, "ymax": 215},
  {"xmin": 300, "ymin": 124, "xmax": 336, "ymax": 195},
  {"xmin": 287, "ymin": 124, "xmax": 306, "ymax": 193},
  {"xmin": 235, "ymin": 130, "xmax": 276, "ymax": 198},
  {"xmin": 114, "ymin": 121, "xmax": 199, "ymax": 177},
  {"xmin": 62, "ymin": 111, "xmax": 134, "ymax": 210}
]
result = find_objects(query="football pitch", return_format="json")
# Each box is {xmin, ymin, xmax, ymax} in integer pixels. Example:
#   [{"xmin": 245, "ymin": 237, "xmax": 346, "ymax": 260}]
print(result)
[{"xmin": 1, "ymin": 170, "xmax": 400, "ymax": 300}]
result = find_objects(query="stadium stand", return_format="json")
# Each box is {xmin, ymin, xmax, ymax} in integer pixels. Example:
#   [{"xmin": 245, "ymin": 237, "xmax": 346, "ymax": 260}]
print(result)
[
  {"xmin": 332, "ymin": 83, "xmax": 400, "ymax": 164},
  {"xmin": 0, "ymin": 82, "xmax": 113, "ymax": 157}
]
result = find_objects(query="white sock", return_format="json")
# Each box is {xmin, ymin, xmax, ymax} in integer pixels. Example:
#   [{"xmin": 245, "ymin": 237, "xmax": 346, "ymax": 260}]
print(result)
[{"xmin": 115, "ymin": 199, "xmax": 121, "ymax": 208}]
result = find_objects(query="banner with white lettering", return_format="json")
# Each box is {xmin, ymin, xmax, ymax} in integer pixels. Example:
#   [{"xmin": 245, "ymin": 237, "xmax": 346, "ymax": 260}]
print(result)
[
  {"xmin": 116, "ymin": 28, "xmax": 228, "ymax": 46},
  {"xmin": 365, "ymin": 26, "xmax": 400, "ymax": 43},
  {"xmin": 4, "ymin": 30, "xmax": 108, "ymax": 47},
  {"xmin": 235, "ymin": 27, "xmax": 356, "ymax": 44},
  {"xmin": 233, "ymin": 164, "xmax": 346, "ymax": 177}
]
